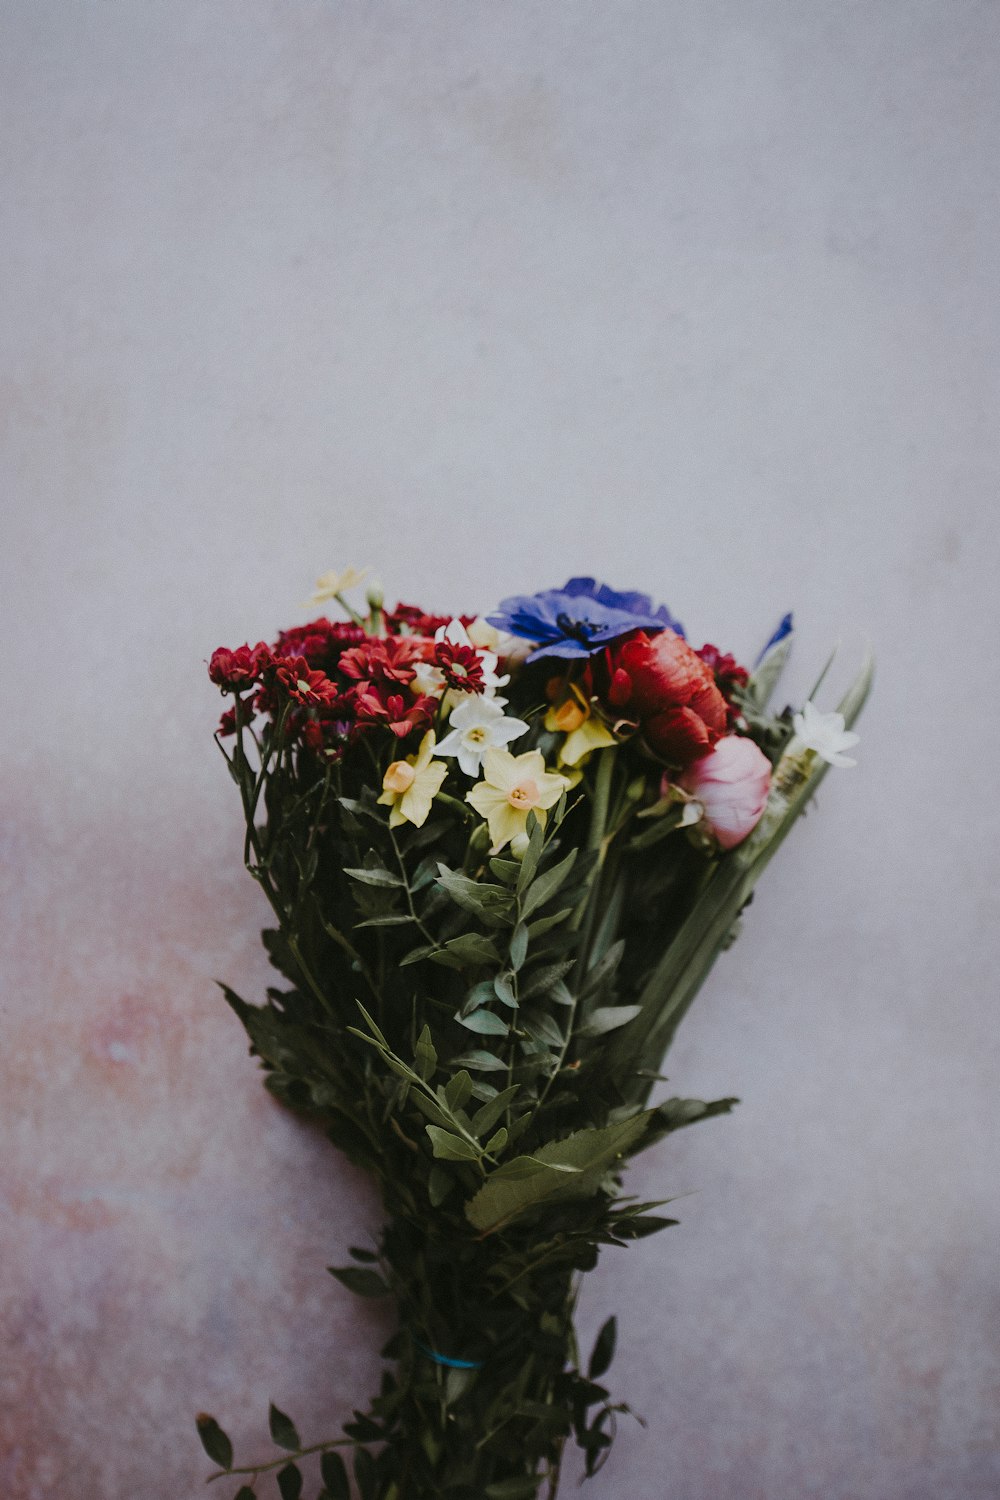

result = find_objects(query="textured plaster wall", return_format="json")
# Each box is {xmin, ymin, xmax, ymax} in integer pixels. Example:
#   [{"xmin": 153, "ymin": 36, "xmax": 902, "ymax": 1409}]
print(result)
[{"xmin": 2, "ymin": 3, "xmax": 999, "ymax": 1497}]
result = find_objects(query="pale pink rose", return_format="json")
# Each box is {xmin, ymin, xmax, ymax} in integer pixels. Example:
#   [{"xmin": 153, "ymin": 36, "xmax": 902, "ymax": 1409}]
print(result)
[{"xmin": 678, "ymin": 735, "xmax": 772, "ymax": 850}]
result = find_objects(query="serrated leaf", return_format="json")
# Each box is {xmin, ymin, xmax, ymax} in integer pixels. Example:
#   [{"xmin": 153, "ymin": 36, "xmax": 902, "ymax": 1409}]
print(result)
[
  {"xmin": 520, "ymin": 847, "xmax": 578, "ymax": 919},
  {"xmin": 268, "ymin": 1402, "xmax": 300, "ymax": 1450},
  {"xmin": 465, "ymin": 1111, "xmax": 654, "ymax": 1232},
  {"xmin": 577, "ymin": 1004, "xmax": 642, "ymax": 1038},
  {"xmin": 509, "ymin": 923, "xmax": 528, "ymax": 971},
  {"xmin": 457, "ymin": 1008, "xmax": 509, "ymax": 1036},
  {"xmin": 328, "ymin": 1266, "xmax": 391, "ymax": 1298},
  {"xmin": 320, "ymin": 1450, "xmax": 350, "ymax": 1500},
  {"xmin": 426, "ymin": 1125, "xmax": 480, "ymax": 1161},
  {"xmin": 343, "ymin": 866, "xmax": 405, "ymax": 888},
  {"xmin": 470, "ymin": 1084, "xmax": 520, "ymax": 1138},
  {"xmin": 195, "ymin": 1414, "xmax": 233, "ymax": 1469},
  {"xmin": 588, "ymin": 1315, "xmax": 617, "ymax": 1378},
  {"xmin": 277, "ymin": 1462, "xmax": 303, "ymax": 1500}
]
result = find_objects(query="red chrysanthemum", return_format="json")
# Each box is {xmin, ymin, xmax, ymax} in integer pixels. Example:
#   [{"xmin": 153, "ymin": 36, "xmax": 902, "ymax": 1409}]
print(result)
[
  {"xmin": 339, "ymin": 636, "xmax": 429, "ymax": 690},
  {"xmin": 387, "ymin": 603, "xmax": 476, "ymax": 637},
  {"xmin": 274, "ymin": 655, "xmax": 341, "ymax": 706},
  {"xmin": 353, "ymin": 686, "xmax": 436, "ymax": 740},
  {"xmin": 208, "ymin": 642, "xmax": 272, "ymax": 692},
  {"xmin": 434, "ymin": 640, "xmax": 485, "ymax": 694},
  {"xmin": 274, "ymin": 618, "xmax": 367, "ymax": 672}
]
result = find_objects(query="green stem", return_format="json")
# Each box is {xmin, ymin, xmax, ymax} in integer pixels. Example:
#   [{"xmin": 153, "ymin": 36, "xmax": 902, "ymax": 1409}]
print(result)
[{"xmin": 206, "ymin": 1436, "xmax": 356, "ymax": 1484}]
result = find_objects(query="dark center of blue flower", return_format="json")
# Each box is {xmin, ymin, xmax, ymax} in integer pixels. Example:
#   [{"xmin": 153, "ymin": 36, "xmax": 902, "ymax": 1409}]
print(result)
[{"xmin": 555, "ymin": 612, "xmax": 606, "ymax": 643}]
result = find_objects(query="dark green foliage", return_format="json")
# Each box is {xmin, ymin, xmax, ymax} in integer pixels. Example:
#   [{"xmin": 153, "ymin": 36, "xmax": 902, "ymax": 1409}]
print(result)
[
  {"xmin": 195, "ymin": 1413, "xmax": 232, "ymax": 1469},
  {"xmin": 269, "ymin": 1402, "xmax": 301, "ymax": 1450}
]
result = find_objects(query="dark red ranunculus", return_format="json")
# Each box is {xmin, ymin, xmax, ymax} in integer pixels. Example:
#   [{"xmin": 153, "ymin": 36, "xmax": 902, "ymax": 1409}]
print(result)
[
  {"xmin": 208, "ymin": 642, "xmax": 272, "ymax": 691},
  {"xmin": 604, "ymin": 629, "xmax": 728, "ymax": 766}
]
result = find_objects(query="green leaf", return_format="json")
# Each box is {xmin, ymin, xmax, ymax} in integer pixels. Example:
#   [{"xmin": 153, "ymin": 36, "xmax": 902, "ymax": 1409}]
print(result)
[
  {"xmin": 471, "ymin": 1084, "xmax": 520, "ymax": 1139},
  {"xmin": 526, "ymin": 906, "xmax": 574, "ymax": 938},
  {"xmin": 577, "ymin": 1005, "xmax": 642, "ymax": 1038},
  {"xmin": 580, "ymin": 939, "xmax": 625, "ymax": 999},
  {"xmin": 348, "ymin": 1245, "xmax": 377, "ymax": 1262},
  {"xmin": 195, "ymin": 1414, "xmax": 233, "ymax": 1469},
  {"xmin": 414, "ymin": 1024, "xmax": 437, "ymax": 1081},
  {"xmin": 426, "ymin": 1125, "xmax": 481, "ymax": 1161},
  {"xmin": 320, "ymin": 1450, "xmax": 350, "ymax": 1500},
  {"xmin": 343, "ymin": 866, "xmax": 405, "ymax": 888},
  {"xmin": 436, "ymin": 867, "xmax": 514, "ymax": 920},
  {"xmin": 449, "ymin": 1049, "xmax": 508, "ymax": 1072},
  {"xmin": 234, "ymin": 1488, "xmax": 255, "ymax": 1500},
  {"xmin": 354, "ymin": 1002, "xmax": 388, "ymax": 1047},
  {"xmin": 519, "ymin": 1010, "xmax": 564, "ymax": 1048},
  {"xmin": 516, "ymin": 814, "xmax": 545, "ymax": 893},
  {"xmin": 277, "ymin": 1463, "xmax": 303, "ymax": 1500},
  {"xmin": 428, "ymin": 1163, "xmax": 454, "ymax": 1206},
  {"xmin": 354, "ymin": 913, "xmax": 415, "ymax": 928},
  {"xmin": 509, "ymin": 923, "xmax": 529, "ymax": 971},
  {"xmin": 484, "ymin": 1126, "xmax": 508, "ymax": 1155},
  {"xmin": 444, "ymin": 1069, "xmax": 474, "ymax": 1111},
  {"xmin": 465, "ymin": 1112, "xmax": 654, "ymax": 1232},
  {"xmin": 489, "ymin": 857, "xmax": 521, "ymax": 885},
  {"xmin": 588, "ymin": 1316, "xmax": 617, "ymax": 1379},
  {"xmin": 520, "ymin": 847, "xmax": 578, "ymax": 919},
  {"xmin": 328, "ymin": 1266, "xmax": 391, "ymax": 1298},
  {"xmin": 493, "ymin": 971, "xmax": 517, "ymax": 1007},
  {"xmin": 354, "ymin": 1448, "xmax": 377, "ymax": 1500},
  {"xmin": 457, "ymin": 1008, "xmax": 509, "ymax": 1036},
  {"xmin": 745, "ymin": 619, "xmax": 793, "ymax": 709},
  {"xmin": 268, "ymin": 1402, "xmax": 300, "ymax": 1450},
  {"xmin": 431, "ymin": 932, "xmax": 501, "ymax": 968},
  {"xmin": 399, "ymin": 942, "xmax": 436, "ymax": 966},
  {"xmin": 519, "ymin": 959, "xmax": 574, "ymax": 1001}
]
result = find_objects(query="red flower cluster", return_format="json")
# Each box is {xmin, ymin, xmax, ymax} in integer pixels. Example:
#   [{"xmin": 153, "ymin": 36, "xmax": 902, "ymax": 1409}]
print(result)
[
  {"xmin": 208, "ymin": 642, "xmax": 272, "ymax": 691},
  {"xmin": 697, "ymin": 643, "xmax": 750, "ymax": 728},
  {"xmin": 435, "ymin": 639, "xmax": 485, "ymax": 693}
]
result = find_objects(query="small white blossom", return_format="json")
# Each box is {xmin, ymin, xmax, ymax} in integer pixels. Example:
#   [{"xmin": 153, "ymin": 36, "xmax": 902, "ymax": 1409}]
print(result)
[
  {"xmin": 792, "ymin": 700, "xmax": 860, "ymax": 768},
  {"xmin": 435, "ymin": 697, "xmax": 530, "ymax": 778}
]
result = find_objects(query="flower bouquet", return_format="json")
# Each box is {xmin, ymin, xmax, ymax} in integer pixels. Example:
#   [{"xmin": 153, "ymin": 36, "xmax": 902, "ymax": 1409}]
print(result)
[{"xmin": 199, "ymin": 571, "xmax": 871, "ymax": 1500}]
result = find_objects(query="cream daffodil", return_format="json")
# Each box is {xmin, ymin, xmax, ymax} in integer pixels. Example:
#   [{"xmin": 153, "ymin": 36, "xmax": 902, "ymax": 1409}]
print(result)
[
  {"xmin": 544, "ymin": 688, "xmax": 618, "ymax": 768},
  {"xmin": 466, "ymin": 748, "xmax": 570, "ymax": 853},
  {"xmin": 435, "ymin": 697, "xmax": 530, "ymax": 777},
  {"xmin": 303, "ymin": 566, "xmax": 369, "ymax": 609},
  {"xmin": 377, "ymin": 731, "xmax": 448, "ymax": 828}
]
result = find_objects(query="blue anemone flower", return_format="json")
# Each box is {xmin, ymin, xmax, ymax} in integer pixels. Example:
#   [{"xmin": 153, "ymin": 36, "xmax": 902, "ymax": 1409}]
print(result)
[{"xmin": 487, "ymin": 578, "xmax": 684, "ymax": 663}]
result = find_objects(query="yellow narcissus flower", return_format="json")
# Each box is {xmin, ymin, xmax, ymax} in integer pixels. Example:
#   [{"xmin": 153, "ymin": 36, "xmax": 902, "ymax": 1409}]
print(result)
[
  {"xmin": 303, "ymin": 565, "xmax": 369, "ymax": 608},
  {"xmin": 466, "ymin": 748, "xmax": 570, "ymax": 853},
  {"xmin": 377, "ymin": 731, "xmax": 448, "ymax": 828},
  {"xmin": 544, "ymin": 688, "xmax": 618, "ymax": 768}
]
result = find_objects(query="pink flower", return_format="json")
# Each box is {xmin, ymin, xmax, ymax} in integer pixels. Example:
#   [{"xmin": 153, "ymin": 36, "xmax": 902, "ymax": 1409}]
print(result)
[{"xmin": 678, "ymin": 735, "xmax": 772, "ymax": 850}]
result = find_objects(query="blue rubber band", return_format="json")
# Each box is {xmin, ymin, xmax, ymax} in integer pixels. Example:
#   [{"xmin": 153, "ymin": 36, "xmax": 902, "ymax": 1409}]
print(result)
[{"xmin": 414, "ymin": 1338, "xmax": 484, "ymax": 1370}]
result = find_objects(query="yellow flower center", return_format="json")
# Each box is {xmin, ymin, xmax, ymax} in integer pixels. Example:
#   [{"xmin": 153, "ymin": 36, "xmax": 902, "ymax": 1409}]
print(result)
[
  {"xmin": 465, "ymin": 727, "xmax": 488, "ymax": 745},
  {"xmin": 507, "ymin": 777, "xmax": 540, "ymax": 810},
  {"xmin": 384, "ymin": 761, "xmax": 416, "ymax": 795}
]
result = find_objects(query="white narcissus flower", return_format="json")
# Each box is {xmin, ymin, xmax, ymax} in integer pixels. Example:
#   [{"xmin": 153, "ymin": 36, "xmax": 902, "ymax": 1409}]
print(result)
[
  {"xmin": 792, "ymin": 700, "xmax": 860, "ymax": 768},
  {"xmin": 377, "ymin": 731, "xmax": 448, "ymax": 827},
  {"xmin": 434, "ymin": 619, "xmax": 509, "ymax": 696},
  {"xmin": 435, "ymin": 697, "xmax": 530, "ymax": 777},
  {"xmin": 466, "ymin": 748, "xmax": 570, "ymax": 853}
]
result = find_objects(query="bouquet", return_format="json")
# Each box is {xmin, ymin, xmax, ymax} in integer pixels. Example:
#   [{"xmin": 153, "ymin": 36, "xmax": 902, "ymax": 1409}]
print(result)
[{"xmin": 199, "ymin": 570, "xmax": 871, "ymax": 1500}]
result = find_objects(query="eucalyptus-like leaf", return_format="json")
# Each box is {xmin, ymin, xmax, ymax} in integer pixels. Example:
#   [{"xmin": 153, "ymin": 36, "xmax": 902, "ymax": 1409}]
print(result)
[
  {"xmin": 195, "ymin": 1413, "xmax": 233, "ymax": 1469},
  {"xmin": 343, "ymin": 866, "xmax": 405, "ymax": 888},
  {"xmin": 426, "ymin": 1125, "xmax": 481, "ymax": 1161},
  {"xmin": 577, "ymin": 1004, "xmax": 642, "ymax": 1038},
  {"xmin": 268, "ymin": 1402, "xmax": 301, "ymax": 1450},
  {"xmin": 456, "ymin": 1008, "xmax": 509, "ymax": 1036},
  {"xmin": 328, "ymin": 1266, "xmax": 391, "ymax": 1298},
  {"xmin": 320, "ymin": 1450, "xmax": 350, "ymax": 1500}
]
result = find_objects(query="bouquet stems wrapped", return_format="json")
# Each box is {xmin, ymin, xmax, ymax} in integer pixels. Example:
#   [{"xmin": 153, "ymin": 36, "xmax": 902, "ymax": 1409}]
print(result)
[{"xmin": 198, "ymin": 576, "xmax": 871, "ymax": 1500}]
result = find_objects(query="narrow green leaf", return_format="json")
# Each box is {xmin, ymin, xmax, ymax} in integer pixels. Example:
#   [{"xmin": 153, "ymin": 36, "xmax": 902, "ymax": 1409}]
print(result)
[
  {"xmin": 516, "ymin": 813, "xmax": 545, "ymax": 893},
  {"xmin": 509, "ymin": 923, "xmax": 529, "ymax": 972},
  {"xmin": 493, "ymin": 971, "xmax": 517, "ymax": 1008},
  {"xmin": 348, "ymin": 1246, "xmax": 377, "ymax": 1262},
  {"xmin": 449, "ymin": 1049, "xmax": 508, "ymax": 1072},
  {"xmin": 489, "ymin": 857, "xmax": 521, "ymax": 885},
  {"xmin": 328, "ymin": 1266, "xmax": 391, "ymax": 1298},
  {"xmin": 519, "ymin": 959, "xmax": 574, "ymax": 1002},
  {"xmin": 414, "ymin": 1024, "xmax": 437, "ymax": 1081},
  {"xmin": 520, "ymin": 847, "xmax": 578, "ymax": 919},
  {"xmin": 485, "ymin": 1478, "xmax": 544, "ymax": 1498},
  {"xmin": 268, "ymin": 1402, "xmax": 300, "ymax": 1450},
  {"xmin": 519, "ymin": 1010, "xmax": 564, "ymax": 1048},
  {"xmin": 432, "ymin": 932, "xmax": 501, "ymax": 968},
  {"xmin": 343, "ymin": 866, "xmax": 405, "ymax": 888},
  {"xmin": 320, "ymin": 1450, "xmax": 350, "ymax": 1500},
  {"xmin": 580, "ymin": 939, "xmax": 625, "ymax": 999},
  {"xmin": 444, "ymin": 1069, "xmax": 474, "ymax": 1111},
  {"xmin": 354, "ymin": 913, "xmax": 415, "ymax": 928},
  {"xmin": 577, "ymin": 1004, "xmax": 642, "ymax": 1038},
  {"xmin": 484, "ymin": 1126, "xmax": 508, "ymax": 1155},
  {"xmin": 195, "ymin": 1414, "xmax": 233, "ymax": 1469},
  {"xmin": 354, "ymin": 1002, "xmax": 388, "ymax": 1047},
  {"xmin": 471, "ymin": 1084, "xmax": 520, "ymax": 1138},
  {"xmin": 457, "ymin": 1008, "xmax": 509, "ymax": 1036},
  {"xmin": 426, "ymin": 1125, "xmax": 481, "ymax": 1161},
  {"xmin": 428, "ymin": 1163, "xmax": 454, "ymax": 1206},
  {"xmin": 399, "ymin": 943, "xmax": 436, "ymax": 966},
  {"xmin": 234, "ymin": 1488, "xmax": 255, "ymax": 1500},
  {"xmin": 588, "ymin": 1316, "xmax": 617, "ymax": 1379},
  {"xmin": 526, "ymin": 906, "xmax": 574, "ymax": 938}
]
